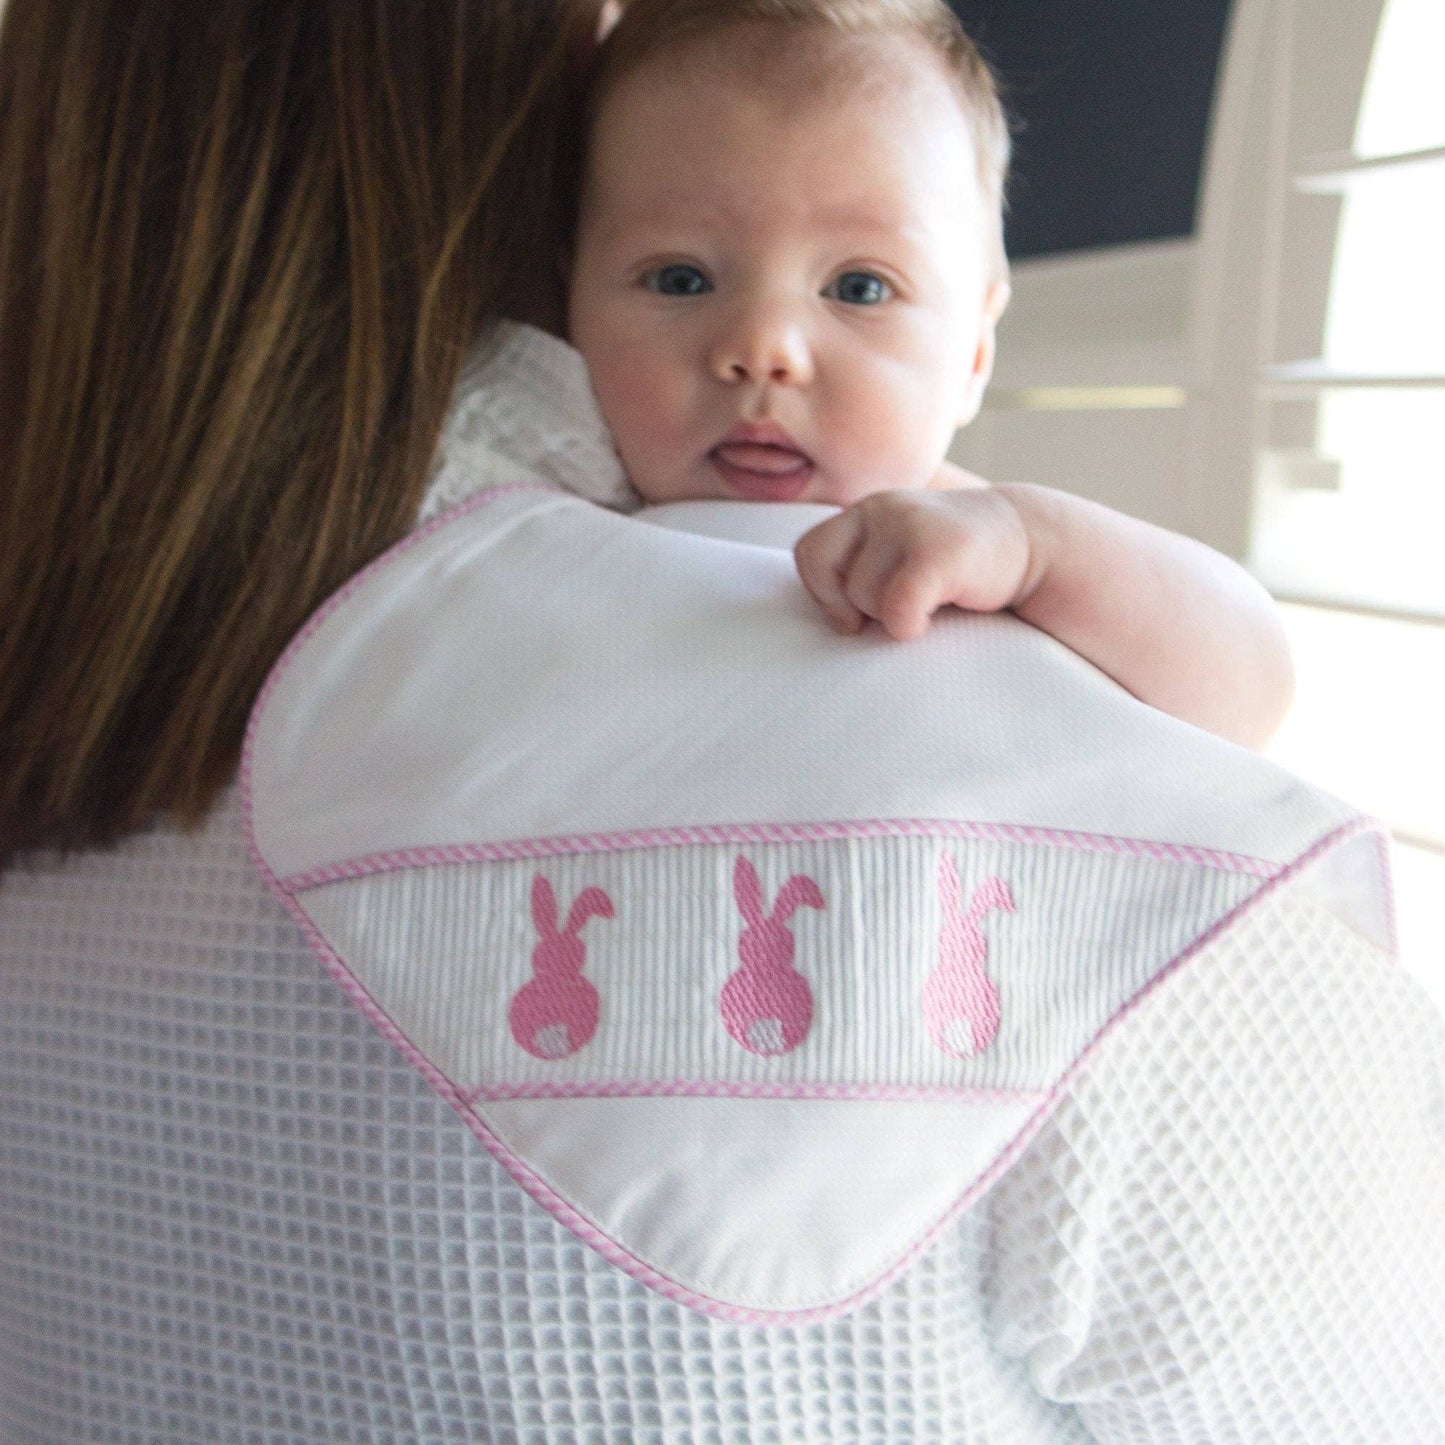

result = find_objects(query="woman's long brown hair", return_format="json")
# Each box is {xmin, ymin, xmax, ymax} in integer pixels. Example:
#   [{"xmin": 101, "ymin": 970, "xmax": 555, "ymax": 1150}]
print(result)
[{"xmin": 0, "ymin": 0, "xmax": 600, "ymax": 864}]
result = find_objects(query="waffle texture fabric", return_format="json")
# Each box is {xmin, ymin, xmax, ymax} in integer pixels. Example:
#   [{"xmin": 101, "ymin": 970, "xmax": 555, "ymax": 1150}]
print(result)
[{"xmin": 4, "ymin": 324, "xmax": 1445, "ymax": 1442}]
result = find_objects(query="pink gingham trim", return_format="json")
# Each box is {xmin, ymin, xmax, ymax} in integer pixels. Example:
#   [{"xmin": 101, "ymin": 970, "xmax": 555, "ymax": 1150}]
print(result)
[
  {"xmin": 279, "ymin": 818, "xmax": 1281, "ymax": 894},
  {"xmin": 464, "ymin": 1079, "xmax": 1047, "ymax": 1105}
]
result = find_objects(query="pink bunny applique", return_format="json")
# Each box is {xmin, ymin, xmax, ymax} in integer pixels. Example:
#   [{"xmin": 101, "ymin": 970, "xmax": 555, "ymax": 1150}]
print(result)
[
  {"xmin": 508, "ymin": 875, "xmax": 615, "ymax": 1060},
  {"xmin": 720, "ymin": 856, "xmax": 825, "ymax": 1056},
  {"xmin": 922, "ymin": 853, "xmax": 1013, "ymax": 1059}
]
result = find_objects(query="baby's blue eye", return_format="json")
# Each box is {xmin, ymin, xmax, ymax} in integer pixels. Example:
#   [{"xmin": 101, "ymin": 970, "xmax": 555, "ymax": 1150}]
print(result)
[
  {"xmin": 645, "ymin": 264, "xmax": 711, "ymax": 296},
  {"xmin": 827, "ymin": 271, "xmax": 891, "ymax": 305}
]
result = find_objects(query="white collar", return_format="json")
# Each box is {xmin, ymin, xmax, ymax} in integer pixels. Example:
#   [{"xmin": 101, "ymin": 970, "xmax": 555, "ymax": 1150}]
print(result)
[{"xmin": 421, "ymin": 321, "xmax": 640, "ymax": 522}]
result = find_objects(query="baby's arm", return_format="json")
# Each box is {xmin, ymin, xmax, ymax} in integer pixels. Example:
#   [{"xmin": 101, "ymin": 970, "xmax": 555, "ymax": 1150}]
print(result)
[{"xmin": 793, "ymin": 478, "xmax": 1293, "ymax": 749}]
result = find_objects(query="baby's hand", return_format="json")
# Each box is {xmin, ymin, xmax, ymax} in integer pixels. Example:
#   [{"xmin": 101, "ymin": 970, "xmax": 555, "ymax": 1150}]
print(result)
[{"xmin": 794, "ymin": 487, "xmax": 1036, "ymax": 641}]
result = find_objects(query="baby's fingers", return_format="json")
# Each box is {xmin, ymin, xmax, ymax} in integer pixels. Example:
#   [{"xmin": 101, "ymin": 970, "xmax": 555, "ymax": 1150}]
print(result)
[
  {"xmin": 825, "ymin": 526, "xmax": 939, "ymax": 640},
  {"xmin": 869, "ymin": 558, "xmax": 949, "ymax": 641},
  {"xmin": 794, "ymin": 512, "xmax": 868, "ymax": 633},
  {"xmin": 797, "ymin": 504, "xmax": 949, "ymax": 640}
]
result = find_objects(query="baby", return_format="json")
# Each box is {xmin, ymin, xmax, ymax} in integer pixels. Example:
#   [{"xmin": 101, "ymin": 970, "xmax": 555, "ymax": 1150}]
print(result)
[{"xmin": 568, "ymin": 0, "xmax": 1292, "ymax": 748}]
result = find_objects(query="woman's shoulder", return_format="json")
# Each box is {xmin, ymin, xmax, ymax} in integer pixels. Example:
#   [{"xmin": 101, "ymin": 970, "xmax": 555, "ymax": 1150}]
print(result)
[
  {"xmin": 0, "ymin": 785, "xmax": 316, "ymax": 1045},
  {"xmin": 0, "ymin": 785, "xmax": 274, "ymax": 932}
]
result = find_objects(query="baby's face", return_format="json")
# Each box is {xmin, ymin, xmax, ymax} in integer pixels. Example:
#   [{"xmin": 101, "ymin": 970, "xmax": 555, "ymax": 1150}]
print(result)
[{"xmin": 569, "ymin": 30, "xmax": 1007, "ymax": 507}]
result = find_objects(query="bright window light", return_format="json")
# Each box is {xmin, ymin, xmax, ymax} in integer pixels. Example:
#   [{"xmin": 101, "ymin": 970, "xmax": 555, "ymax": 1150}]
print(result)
[
  {"xmin": 1324, "ymin": 164, "xmax": 1445, "ymax": 377},
  {"xmin": 1352, "ymin": 0, "xmax": 1445, "ymax": 158}
]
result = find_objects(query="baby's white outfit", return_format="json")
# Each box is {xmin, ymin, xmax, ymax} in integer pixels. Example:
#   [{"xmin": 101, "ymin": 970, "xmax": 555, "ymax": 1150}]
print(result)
[{"xmin": 3, "ymin": 323, "xmax": 1444, "ymax": 1444}]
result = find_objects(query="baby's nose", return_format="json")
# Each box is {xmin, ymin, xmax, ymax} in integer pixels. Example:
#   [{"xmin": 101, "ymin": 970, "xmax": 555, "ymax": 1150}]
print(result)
[{"xmin": 710, "ymin": 303, "xmax": 814, "ymax": 387}]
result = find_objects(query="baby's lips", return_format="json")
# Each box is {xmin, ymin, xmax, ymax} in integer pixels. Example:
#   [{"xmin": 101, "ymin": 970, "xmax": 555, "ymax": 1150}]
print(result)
[{"xmin": 713, "ymin": 441, "xmax": 811, "ymax": 476}]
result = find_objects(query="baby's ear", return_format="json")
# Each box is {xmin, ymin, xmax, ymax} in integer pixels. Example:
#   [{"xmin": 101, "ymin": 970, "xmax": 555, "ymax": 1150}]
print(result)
[{"xmin": 955, "ymin": 278, "xmax": 1011, "ymax": 429}]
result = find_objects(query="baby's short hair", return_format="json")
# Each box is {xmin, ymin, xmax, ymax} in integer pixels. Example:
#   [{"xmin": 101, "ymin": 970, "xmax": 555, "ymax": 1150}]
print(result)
[{"xmin": 587, "ymin": 0, "xmax": 1011, "ymax": 275}]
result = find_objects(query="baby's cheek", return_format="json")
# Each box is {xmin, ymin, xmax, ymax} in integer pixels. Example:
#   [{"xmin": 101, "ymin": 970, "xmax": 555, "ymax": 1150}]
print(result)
[
  {"xmin": 592, "ymin": 356, "xmax": 662, "ymax": 452},
  {"xmin": 821, "ymin": 352, "xmax": 945, "ymax": 494},
  {"xmin": 835, "ymin": 410, "xmax": 948, "ymax": 500},
  {"xmin": 884, "ymin": 381, "xmax": 966, "ymax": 489},
  {"xmin": 601, "ymin": 367, "xmax": 700, "ymax": 500}
]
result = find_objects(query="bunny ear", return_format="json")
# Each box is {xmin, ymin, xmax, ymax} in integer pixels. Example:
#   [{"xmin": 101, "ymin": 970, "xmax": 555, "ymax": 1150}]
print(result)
[
  {"xmin": 773, "ymin": 874, "xmax": 825, "ymax": 924},
  {"xmin": 531, "ymin": 874, "xmax": 559, "ymax": 937},
  {"xmin": 565, "ymin": 886, "xmax": 616, "ymax": 936},
  {"xmin": 973, "ymin": 875, "xmax": 1017, "ymax": 921},
  {"xmin": 936, "ymin": 852, "xmax": 965, "ymax": 918},
  {"xmin": 733, "ymin": 856, "xmax": 765, "ymax": 926}
]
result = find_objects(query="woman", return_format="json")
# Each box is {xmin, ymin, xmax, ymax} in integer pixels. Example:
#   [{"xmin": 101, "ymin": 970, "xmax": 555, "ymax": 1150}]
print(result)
[{"xmin": 2, "ymin": 1, "xmax": 1442, "ymax": 1440}]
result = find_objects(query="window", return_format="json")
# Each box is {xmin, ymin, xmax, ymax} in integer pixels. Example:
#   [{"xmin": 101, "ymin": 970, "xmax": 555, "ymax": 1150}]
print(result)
[
  {"xmin": 1253, "ymin": 0, "xmax": 1445, "ymax": 1005},
  {"xmin": 1252, "ymin": 0, "xmax": 1445, "ymax": 615}
]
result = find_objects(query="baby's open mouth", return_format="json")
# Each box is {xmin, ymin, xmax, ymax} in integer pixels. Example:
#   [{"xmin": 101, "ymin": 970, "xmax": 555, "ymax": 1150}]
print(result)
[{"xmin": 709, "ymin": 437, "xmax": 814, "ymax": 502}]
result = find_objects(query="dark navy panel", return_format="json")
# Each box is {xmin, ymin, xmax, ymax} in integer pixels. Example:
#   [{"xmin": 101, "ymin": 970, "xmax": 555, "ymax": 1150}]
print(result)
[{"xmin": 951, "ymin": 1, "xmax": 1234, "ymax": 258}]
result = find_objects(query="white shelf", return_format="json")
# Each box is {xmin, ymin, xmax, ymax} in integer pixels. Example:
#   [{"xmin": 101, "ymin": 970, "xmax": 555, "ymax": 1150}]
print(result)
[
  {"xmin": 984, "ymin": 385, "xmax": 1187, "ymax": 413},
  {"xmin": 1268, "ymin": 590, "xmax": 1445, "ymax": 629},
  {"xmin": 1262, "ymin": 362, "xmax": 1445, "ymax": 393},
  {"xmin": 1294, "ymin": 144, "xmax": 1445, "ymax": 192}
]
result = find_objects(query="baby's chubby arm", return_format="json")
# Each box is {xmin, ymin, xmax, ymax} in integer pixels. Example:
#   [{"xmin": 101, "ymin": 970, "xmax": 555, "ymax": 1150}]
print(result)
[{"xmin": 793, "ymin": 467, "xmax": 1294, "ymax": 749}]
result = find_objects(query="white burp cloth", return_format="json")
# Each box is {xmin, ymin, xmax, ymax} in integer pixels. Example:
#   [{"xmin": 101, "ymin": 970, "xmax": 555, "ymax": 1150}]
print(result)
[{"xmin": 244, "ymin": 487, "xmax": 1392, "ymax": 1322}]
